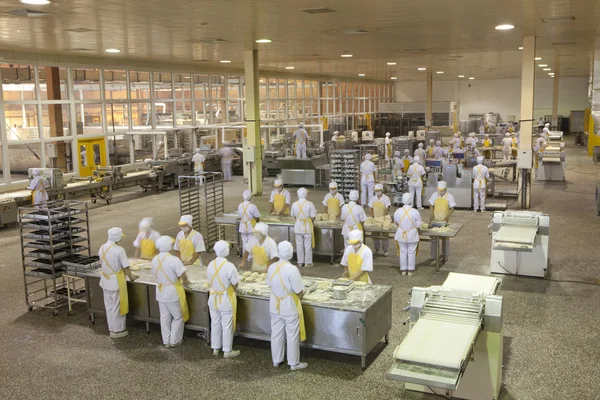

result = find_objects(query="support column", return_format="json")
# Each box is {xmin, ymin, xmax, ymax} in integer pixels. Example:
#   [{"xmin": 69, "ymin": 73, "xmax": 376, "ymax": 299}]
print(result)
[
  {"xmin": 518, "ymin": 36, "xmax": 535, "ymax": 209},
  {"xmin": 45, "ymin": 67, "xmax": 67, "ymax": 171},
  {"xmin": 588, "ymin": 41, "xmax": 600, "ymax": 156},
  {"xmin": 552, "ymin": 56, "xmax": 560, "ymax": 129},
  {"xmin": 425, "ymin": 71, "xmax": 433, "ymax": 128},
  {"xmin": 244, "ymin": 50, "xmax": 262, "ymax": 195}
]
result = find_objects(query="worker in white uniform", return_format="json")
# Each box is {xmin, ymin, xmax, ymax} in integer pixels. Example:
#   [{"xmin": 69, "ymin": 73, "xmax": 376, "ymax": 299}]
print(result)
[
  {"xmin": 99, "ymin": 227, "xmax": 139, "ymax": 338},
  {"xmin": 133, "ymin": 217, "xmax": 161, "ymax": 260},
  {"xmin": 501, "ymin": 132, "xmax": 513, "ymax": 160},
  {"xmin": 28, "ymin": 169, "xmax": 49, "ymax": 205},
  {"xmin": 534, "ymin": 137, "xmax": 547, "ymax": 178},
  {"xmin": 541, "ymin": 123, "xmax": 550, "ymax": 140},
  {"xmin": 207, "ymin": 240, "xmax": 241, "ymax": 358},
  {"xmin": 152, "ymin": 236, "xmax": 190, "ymax": 348},
  {"xmin": 192, "ymin": 148, "xmax": 206, "ymax": 175},
  {"xmin": 322, "ymin": 181, "xmax": 345, "ymax": 218},
  {"xmin": 360, "ymin": 153, "xmax": 377, "ymax": 206},
  {"xmin": 267, "ymin": 241, "xmax": 307, "ymax": 370},
  {"xmin": 407, "ymin": 155, "xmax": 426, "ymax": 210},
  {"xmin": 414, "ymin": 143, "xmax": 426, "ymax": 165},
  {"xmin": 239, "ymin": 222, "xmax": 279, "ymax": 272},
  {"xmin": 428, "ymin": 181, "xmax": 456, "ymax": 263},
  {"xmin": 270, "ymin": 179, "xmax": 291, "ymax": 215},
  {"xmin": 368, "ymin": 183, "xmax": 392, "ymax": 256},
  {"xmin": 472, "ymin": 156, "xmax": 490, "ymax": 212},
  {"xmin": 341, "ymin": 230, "xmax": 373, "ymax": 283},
  {"xmin": 340, "ymin": 190, "xmax": 367, "ymax": 247},
  {"xmin": 238, "ymin": 190, "xmax": 261, "ymax": 256},
  {"xmin": 433, "ymin": 141, "xmax": 445, "ymax": 159},
  {"xmin": 401, "ymin": 149, "xmax": 412, "ymax": 173},
  {"xmin": 219, "ymin": 146, "xmax": 235, "ymax": 181},
  {"xmin": 174, "ymin": 215, "xmax": 206, "ymax": 266},
  {"xmin": 331, "ymin": 130, "xmax": 339, "ymax": 142},
  {"xmin": 394, "ymin": 193, "xmax": 422, "ymax": 276},
  {"xmin": 466, "ymin": 142, "xmax": 480, "ymax": 158},
  {"xmin": 479, "ymin": 124, "xmax": 486, "ymax": 135},
  {"xmin": 392, "ymin": 151, "xmax": 403, "ymax": 179},
  {"xmin": 425, "ymin": 139, "xmax": 435, "ymax": 158},
  {"xmin": 291, "ymin": 187, "xmax": 317, "ymax": 268},
  {"xmin": 449, "ymin": 133, "xmax": 460, "ymax": 148},
  {"xmin": 293, "ymin": 122, "xmax": 309, "ymax": 159},
  {"xmin": 385, "ymin": 132, "xmax": 392, "ymax": 160}
]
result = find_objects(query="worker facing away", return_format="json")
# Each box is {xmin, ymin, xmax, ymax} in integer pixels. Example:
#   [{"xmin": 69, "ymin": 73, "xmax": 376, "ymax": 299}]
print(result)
[
  {"xmin": 238, "ymin": 190, "xmax": 261, "ymax": 256},
  {"xmin": 385, "ymin": 132, "xmax": 392, "ymax": 160},
  {"xmin": 401, "ymin": 149, "xmax": 412, "ymax": 173},
  {"xmin": 394, "ymin": 193, "xmax": 422, "ymax": 276},
  {"xmin": 240, "ymin": 222, "xmax": 279, "ymax": 272},
  {"xmin": 208, "ymin": 240, "xmax": 241, "ymax": 359},
  {"xmin": 28, "ymin": 169, "xmax": 49, "ymax": 205},
  {"xmin": 392, "ymin": 151, "xmax": 404, "ymax": 179},
  {"xmin": 267, "ymin": 241, "xmax": 308, "ymax": 370},
  {"xmin": 414, "ymin": 143, "xmax": 426, "ymax": 165},
  {"xmin": 293, "ymin": 122, "xmax": 309, "ymax": 159},
  {"xmin": 541, "ymin": 123, "xmax": 550, "ymax": 140},
  {"xmin": 99, "ymin": 227, "xmax": 139, "ymax": 338},
  {"xmin": 433, "ymin": 141, "xmax": 445, "ymax": 159},
  {"xmin": 174, "ymin": 215, "xmax": 206, "ymax": 266},
  {"xmin": 291, "ymin": 187, "xmax": 317, "ymax": 268},
  {"xmin": 407, "ymin": 155, "xmax": 426, "ymax": 210},
  {"xmin": 428, "ymin": 181, "xmax": 456, "ymax": 263},
  {"xmin": 426, "ymin": 139, "xmax": 435, "ymax": 158},
  {"xmin": 270, "ymin": 179, "xmax": 291, "ymax": 215},
  {"xmin": 322, "ymin": 181, "xmax": 345, "ymax": 218},
  {"xmin": 501, "ymin": 132, "xmax": 513, "ymax": 160},
  {"xmin": 151, "ymin": 236, "xmax": 190, "ymax": 348},
  {"xmin": 341, "ymin": 230, "xmax": 373, "ymax": 283},
  {"xmin": 360, "ymin": 153, "xmax": 377, "ymax": 206},
  {"xmin": 341, "ymin": 190, "xmax": 368, "ymax": 247},
  {"xmin": 192, "ymin": 148, "xmax": 206, "ymax": 175},
  {"xmin": 219, "ymin": 146, "xmax": 235, "ymax": 181},
  {"xmin": 134, "ymin": 217, "xmax": 161, "ymax": 260},
  {"xmin": 368, "ymin": 183, "xmax": 391, "ymax": 256},
  {"xmin": 511, "ymin": 133, "xmax": 518, "ymax": 158},
  {"xmin": 472, "ymin": 156, "xmax": 490, "ymax": 212}
]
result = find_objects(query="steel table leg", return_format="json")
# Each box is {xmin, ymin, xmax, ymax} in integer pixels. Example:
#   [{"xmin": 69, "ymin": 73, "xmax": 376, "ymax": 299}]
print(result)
[
  {"xmin": 361, "ymin": 355, "xmax": 366, "ymax": 370},
  {"xmin": 385, "ymin": 333, "xmax": 389, "ymax": 344},
  {"xmin": 146, "ymin": 322, "xmax": 150, "ymax": 333},
  {"xmin": 436, "ymin": 237, "xmax": 441, "ymax": 272}
]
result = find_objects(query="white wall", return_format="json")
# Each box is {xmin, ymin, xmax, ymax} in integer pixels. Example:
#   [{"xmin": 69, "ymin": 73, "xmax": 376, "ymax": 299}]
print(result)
[{"xmin": 394, "ymin": 77, "xmax": 589, "ymax": 121}]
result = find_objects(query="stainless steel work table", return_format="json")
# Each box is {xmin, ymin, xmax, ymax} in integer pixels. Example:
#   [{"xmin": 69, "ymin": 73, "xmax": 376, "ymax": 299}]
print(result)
[{"xmin": 363, "ymin": 223, "xmax": 464, "ymax": 272}]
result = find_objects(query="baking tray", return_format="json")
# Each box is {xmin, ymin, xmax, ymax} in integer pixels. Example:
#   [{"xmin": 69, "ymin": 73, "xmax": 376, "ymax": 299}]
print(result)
[
  {"xmin": 24, "ymin": 240, "xmax": 71, "ymax": 250},
  {"xmin": 62, "ymin": 255, "xmax": 100, "ymax": 269},
  {"xmin": 25, "ymin": 268, "xmax": 64, "ymax": 278},
  {"xmin": 25, "ymin": 258, "xmax": 62, "ymax": 269},
  {"xmin": 26, "ymin": 249, "xmax": 70, "ymax": 260}
]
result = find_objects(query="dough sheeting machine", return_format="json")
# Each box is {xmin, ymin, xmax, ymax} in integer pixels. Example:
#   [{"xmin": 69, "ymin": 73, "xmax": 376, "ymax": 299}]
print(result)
[{"xmin": 387, "ymin": 273, "xmax": 503, "ymax": 399}]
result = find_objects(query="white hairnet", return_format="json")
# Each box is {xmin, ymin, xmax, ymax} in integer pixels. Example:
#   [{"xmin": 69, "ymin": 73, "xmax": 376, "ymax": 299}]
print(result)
[
  {"xmin": 375, "ymin": 183, "xmax": 383, "ymax": 191},
  {"xmin": 298, "ymin": 122, "xmax": 304, "ymax": 128},
  {"xmin": 402, "ymin": 192, "xmax": 412, "ymax": 205},
  {"xmin": 297, "ymin": 187, "xmax": 307, "ymax": 199},
  {"xmin": 349, "ymin": 190, "xmax": 359, "ymax": 201},
  {"xmin": 32, "ymin": 168, "xmax": 41, "ymax": 177},
  {"xmin": 430, "ymin": 139, "xmax": 434, "ymax": 143},
  {"xmin": 213, "ymin": 240, "xmax": 230, "ymax": 258},
  {"xmin": 454, "ymin": 133, "xmax": 459, "ymax": 138},
  {"xmin": 253, "ymin": 222, "xmax": 269, "ymax": 236},
  {"xmin": 274, "ymin": 179, "xmax": 283, "ymax": 187},
  {"xmin": 156, "ymin": 235, "xmax": 173, "ymax": 253},
  {"xmin": 278, "ymin": 240, "xmax": 294, "ymax": 261},
  {"xmin": 329, "ymin": 181, "xmax": 338, "ymax": 189},
  {"xmin": 477, "ymin": 156, "xmax": 484, "ymax": 164},
  {"xmin": 195, "ymin": 148, "xmax": 201, "ymax": 153},
  {"xmin": 404, "ymin": 149, "xmax": 410, "ymax": 154},
  {"xmin": 333, "ymin": 130, "xmax": 339, "ymax": 135},
  {"xmin": 436, "ymin": 141, "xmax": 441, "ymax": 146},
  {"xmin": 108, "ymin": 227, "xmax": 124, "ymax": 242},
  {"xmin": 179, "ymin": 215, "xmax": 193, "ymax": 227},
  {"xmin": 418, "ymin": 143, "xmax": 424, "ymax": 148},
  {"xmin": 348, "ymin": 230, "xmax": 363, "ymax": 244},
  {"xmin": 437, "ymin": 181, "xmax": 448, "ymax": 190},
  {"xmin": 485, "ymin": 134, "xmax": 489, "ymax": 138},
  {"xmin": 365, "ymin": 153, "xmax": 372, "ymax": 160},
  {"xmin": 386, "ymin": 132, "xmax": 391, "ymax": 137},
  {"xmin": 505, "ymin": 132, "xmax": 510, "ymax": 137},
  {"xmin": 545, "ymin": 123, "xmax": 550, "ymax": 127},
  {"xmin": 470, "ymin": 132, "xmax": 476, "ymax": 137},
  {"xmin": 394, "ymin": 151, "xmax": 401, "ymax": 157},
  {"xmin": 243, "ymin": 190, "xmax": 252, "ymax": 201},
  {"xmin": 413, "ymin": 155, "xmax": 420, "ymax": 163},
  {"xmin": 139, "ymin": 217, "xmax": 153, "ymax": 231}
]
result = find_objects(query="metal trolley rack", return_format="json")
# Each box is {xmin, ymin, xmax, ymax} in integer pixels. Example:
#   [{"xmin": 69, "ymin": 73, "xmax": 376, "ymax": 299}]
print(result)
[
  {"xmin": 330, "ymin": 150, "xmax": 360, "ymax": 201},
  {"xmin": 19, "ymin": 200, "xmax": 91, "ymax": 315},
  {"xmin": 179, "ymin": 173, "xmax": 224, "ymax": 249}
]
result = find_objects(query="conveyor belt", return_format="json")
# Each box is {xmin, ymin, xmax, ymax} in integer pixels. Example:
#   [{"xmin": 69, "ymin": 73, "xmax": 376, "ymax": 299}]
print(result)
[{"xmin": 495, "ymin": 224, "xmax": 537, "ymax": 245}]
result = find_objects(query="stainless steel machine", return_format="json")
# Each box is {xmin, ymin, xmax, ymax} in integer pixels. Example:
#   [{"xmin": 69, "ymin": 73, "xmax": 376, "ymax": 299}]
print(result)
[
  {"xmin": 145, "ymin": 156, "xmax": 193, "ymax": 191},
  {"xmin": 424, "ymin": 163, "xmax": 473, "ymax": 208},
  {"xmin": 277, "ymin": 155, "xmax": 328, "ymax": 187},
  {"xmin": 387, "ymin": 273, "xmax": 503, "ymax": 400},
  {"xmin": 538, "ymin": 131, "xmax": 566, "ymax": 181},
  {"xmin": 490, "ymin": 211, "xmax": 549, "ymax": 277}
]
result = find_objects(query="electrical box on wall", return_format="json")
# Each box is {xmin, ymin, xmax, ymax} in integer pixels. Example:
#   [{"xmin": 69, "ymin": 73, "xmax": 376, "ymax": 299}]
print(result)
[
  {"xmin": 45, "ymin": 143, "xmax": 56, "ymax": 158},
  {"xmin": 243, "ymin": 146, "xmax": 256, "ymax": 163},
  {"xmin": 517, "ymin": 149, "xmax": 532, "ymax": 169}
]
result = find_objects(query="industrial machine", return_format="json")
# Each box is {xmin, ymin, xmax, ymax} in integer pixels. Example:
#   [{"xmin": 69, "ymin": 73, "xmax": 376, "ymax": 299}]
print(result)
[
  {"xmin": 277, "ymin": 155, "xmax": 328, "ymax": 187},
  {"xmin": 538, "ymin": 131, "xmax": 566, "ymax": 181},
  {"xmin": 145, "ymin": 156, "xmax": 193, "ymax": 191},
  {"xmin": 28, "ymin": 168, "xmax": 64, "ymax": 189},
  {"xmin": 490, "ymin": 211, "xmax": 549, "ymax": 277},
  {"xmin": 424, "ymin": 163, "xmax": 473, "ymax": 208},
  {"xmin": 387, "ymin": 273, "xmax": 503, "ymax": 400},
  {"xmin": 0, "ymin": 198, "xmax": 18, "ymax": 227}
]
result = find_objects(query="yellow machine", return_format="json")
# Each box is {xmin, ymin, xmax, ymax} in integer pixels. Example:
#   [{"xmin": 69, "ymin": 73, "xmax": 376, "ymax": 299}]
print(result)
[{"xmin": 78, "ymin": 138, "xmax": 107, "ymax": 177}]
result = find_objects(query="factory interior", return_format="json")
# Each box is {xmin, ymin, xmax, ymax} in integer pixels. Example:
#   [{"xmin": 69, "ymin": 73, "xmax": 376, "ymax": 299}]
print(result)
[{"xmin": 1, "ymin": 1, "xmax": 600, "ymax": 399}]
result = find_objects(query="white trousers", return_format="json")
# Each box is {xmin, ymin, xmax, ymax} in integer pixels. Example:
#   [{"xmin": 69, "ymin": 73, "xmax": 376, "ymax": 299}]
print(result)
[
  {"xmin": 361, "ymin": 181, "xmax": 374, "ymax": 206},
  {"xmin": 502, "ymin": 148, "xmax": 511, "ymax": 160},
  {"xmin": 296, "ymin": 144, "xmax": 307, "ymax": 159},
  {"xmin": 103, "ymin": 289, "xmax": 126, "ymax": 333},
  {"xmin": 430, "ymin": 238, "xmax": 450, "ymax": 263},
  {"xmin": 295, "ymin": 233, "xmax": 313, "ymax": 264},
  {"xmin": 409, "ymin": 184, "xmax": 423, "ymax": 208},
  {"xmin": 221, "ymin": 161, "xmax": 233, "ymax": 181},
  {"xmin": 241, "ymin": 232, "xmax": 253, "ymax": 258},
  {"xmin": 209, "ymin": 306, "xmax": 234, "ymax": 352},
  {"xmin": 270, "ymin": 313, "xmax": 300, "ymax": 366},
  {"xmin": 373, "ymin": 235, "xmax": 389, "ymax": 252},
  {"xmin": 398, "ymin": 242, "xmax": 418, "ymax": 271},
  {"xmin": 473, "ymin": 188, "xmax": 486, "ymax": 211},
  {"xmin": 159, "ymin": 301, "xmax": 184, "ymax": 345}
]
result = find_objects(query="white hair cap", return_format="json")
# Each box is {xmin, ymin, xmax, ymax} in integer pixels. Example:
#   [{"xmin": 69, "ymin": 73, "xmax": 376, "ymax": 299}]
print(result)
[
  {"xmin": 243, "ymin": 190, "xmax": 252, "ymax": 201},
  {"xmin": 178, "ymin": 215, "xmax": 193, "ymax": 227},
  {"xmin": 349, "ymin": 190, "xmax": 359, "ymax": 201},
  {"xmin": 413, "ymin": 155, "xmax": 421, "ymax": 163},
  {"xmin": 108, "ymin": 227, "xmax": 124, "ymax": 242},
  {"xmin": 333, "ymin": 130, "xmax": 339, "ymax": 135},
  {"xmin": 375, "ymin": 183, "xmax": 383, "ymax": 191},
  {"xmin": 139, "ymin": 217, "xmax": 153, "ymax": 231},
  {"xmin": 274, "ymin": 179, "xmax": 283, "ymax": 187},
  {"xmin": 430, "ymin": 139, "xmax": 434, "ymax": 143},
  {"xmin": 329, "ymin": 181, "xmax": 338, "ymax": 189},
  {"xmin": 365, "ymin": 153, "xmax": 372, "ymax": 160},
  {"xmin": 196, "ymin": 148, "xmax": 201, "ymax": 153},
  {"xmin": 348, "ymin": 229, "xmax": 363, "ymax": 245},
  {"xmin": 213, "ymin": 240, "xmax": 230, "ymax": 258},
  {"xmin": 394, "ymin": 151, "xmax": 401, "ymax": 157},
  {"xmin": 298, "ymin": 122, "xmax": 304, "ymax": 128},
  {"xmin": 545, "ymin": 123, "xmax": 550, "ymax": 127},
  {"xmin": 404, "ymin": 149, "xmax": 410, "ymax": 154},
  {"xmin": 437, "ymin": 181, "xmax": 448, "ymax": 190},
  {"xmin": 485, "ymin": 134, "xmax": 489, "ymax": 137},
  {"xmin": 277, "ymin": 241, "xmax": 294, "ymax": 261},
  {"xmin": 454, "ymin": 133, "xmax": 459, "ymax": 138},
  {"xmin": 32, "ymin": 168, "xmax": 41, "ymax": 177},
  {"xmin": 436, "ymin": 141, "xmax": 441, "ymax": 146},
  {"xmin": 297, "ymin": 187, "xmax": 308, "ymax": 199},
  {"xmin": 418, "ymin": 143, "xmax": 424, "ymax": 148},
  {"xmin": 402, "ymin": 192, "xmax": 412, "ymax": 205},
  {"xmin": 477, "ymin": 156, "xmax": 484, "ymax": 164},
  {"xmin": 156, "ymin": 235, "xmax": 173, "ymax": 253},
  {"xmin": 505, "ymin": 132, "xmax": 510, "ymax": 137},
  {"xmin": 470, "ymin": 132, "xmax": 476, "ymax": 137},
  {"xmin": 386, "ymin": 132, "xmax": 391, "ymax": 137},
  {"xmin": 253, "ymin": 222, "xmax": 269, "ymax": 236}
]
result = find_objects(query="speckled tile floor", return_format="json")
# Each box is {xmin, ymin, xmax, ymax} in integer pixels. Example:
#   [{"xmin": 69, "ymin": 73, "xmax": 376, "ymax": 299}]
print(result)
[{"xmin": 1, "ymin": 145, "xmax": 599, "ymax": 400}]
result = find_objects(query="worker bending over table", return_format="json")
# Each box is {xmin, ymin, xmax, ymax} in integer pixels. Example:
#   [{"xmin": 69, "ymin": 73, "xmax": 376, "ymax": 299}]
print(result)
[
  {"xmin": 238, "ymin": 190, "xmax": 261, "ymax": 254},
  {"xmin": 174, "ymin": 215, "xmax": 206, "ymax": 266},
  {"xmin": 394, "ymin": 193, "xmax": 422, "ymax": 276},
  {"xmin": 341, "ymin": 190, "xmax": 367, "ymax": 247},
  {"xmin": 322, "ymin": 181, "xmax": 345, "ymax": 218},
  {"xmin": 134, "ymin": 217, "xmax": 160, "ymax": 260},
  {"xmin": 428, "ymin": 181, "xmax": 456, "ymax": 263},
  {"xmin": 270, "ymin": 179, "xmax": 291, "ymax": 216},
  {"xmin": 239, "ymin": 222, "xmax": 278, "ymax": 272},
  {"xmin": 368, "ymin": 183, "xmax": 391, "ymax": 256},
  {"xmin": 341, "ymin": 230, "xmax": 373, "ymax": 283},
  {"xmin": 291, "ymin": 187, "xmax": 317, "ymax": 268}
]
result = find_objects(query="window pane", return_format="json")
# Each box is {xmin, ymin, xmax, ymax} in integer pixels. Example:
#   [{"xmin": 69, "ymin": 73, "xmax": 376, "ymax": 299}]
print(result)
[
  {"xmin": 226, "ymin": 100, "xmax": 241, "ymax": 123},
  {"xmin": 211, "ymin": 75, "xmax": 225, "ymax": 99},
  {"xmin": 153, "ymin": 72, "xmax": 173, "ymax": 100},
  {"xmin": 129, "ymin": 71, "xmax": 151, "ymax": 100},
  {"xmin": 1, "ymin": 64, "xmax": 36, "ymax": 100},
  {"xmin": 130, "ymin": 102, "xmax": 152, "ymax": 130},
  {"xmin": 44, "ymin": 140, "xmax": 73, "ymax": 172},
  {"xmin": 194, "ymin": 101, "xmax": 208, "ymax": 125},
  {"xmin": 38, "ymin": 66, "xmax": 69, "ymax": 100},
  {"xmin": 105, "ymin": 103, "xmax": 129, "ymax": 133},
  {"xmin": 41, "ymin": 104, "xmax": 71, "ymax": 138},
  {"xmin": 288, "ymin": 80, "xmax": 297, "ymax": 99},
  {"xmin": 175, "ymin": 101, "xmax": 193, "ymax": 126},
  {"xmin": 194, "ymin": 74, "xmax": 208, "ymax": 100},
  {"xmin": 8, "ymin": 143, "xmax": 42, "ymax": 181},
  {"xmin": 109, "ymin": 135, "xmax": 130, "ymax": 165},
  {"xmin": 76, "ymin": 103, "xmax": 103, "ymax": 135},
  {"xmin": 5, "ymin": 104, "xmax": 39, "ymax": 141},
  {"xmin": 227, "ymin": 76, "xmax": 240, "ymax": 99},
  {"xmin": 103, "ymin": 70, "xmax": 127, "ymax": 100},
  {"xmin": 209, "ymin": 100, "xmax": 226, "ymax": 123},
  {"xmin": 174, "ymin": 73, "xmax": 192, "ymax": 99},
  {"xmin": 156, "ymin": 102, "xmax": 174, "ymax": 128},
  {"xmin": 72, "ymin": 69, "xmax": 101, "ymax": 100}
]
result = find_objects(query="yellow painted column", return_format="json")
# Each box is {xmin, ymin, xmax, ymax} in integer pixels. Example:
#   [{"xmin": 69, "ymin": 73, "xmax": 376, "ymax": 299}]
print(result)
[
  {"xmin": 425, "ymin": 71, "xmax": 433, "ymax": 128},
  {"xmin": 244, "ymin": 50, "xmax": 263, "ymax": 195},
  {"xmin": 518, "ymin": 36, "xmax": 536, "ymax": 209},
  {"xmin": 551, "ymin": 56, "xmax": 560, "ymax": 129}
]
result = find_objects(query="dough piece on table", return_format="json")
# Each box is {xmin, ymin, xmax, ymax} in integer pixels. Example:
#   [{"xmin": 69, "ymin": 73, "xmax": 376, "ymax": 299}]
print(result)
[
  {"xmin": 365, "ymin": 217, "xmax": 375, "ymax": 225},
  {"xmin": 317, "ymin": 281, "xmax": 332, "ymax": 290},
  {"xmin": 384, "ymin": 215, "xmax": 392, "ymax": 223},
  {"xmin": 245, "ymin": 276, "xmax": 255, "ymax": 283},
  {"xmin": 303, "ymin": 293, "xmax": 331, "ymax": 302},
  {"xmin": 142, "ymin": 263, "xmax": 152, "ymax": 270},
  {"xmin": 354, "ymin": 281, "xmax": 368, "ymax": 286},
  {"xmin": 130, "ymin": 264, "xmax": 141, "ymax": 271}
]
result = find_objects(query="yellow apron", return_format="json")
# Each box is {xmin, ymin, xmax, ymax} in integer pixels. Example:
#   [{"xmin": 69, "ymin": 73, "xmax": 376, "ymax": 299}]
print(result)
[
  {"xmin": 209, "ymin": 260, "xmax": 237, "ymax": 331},
  {"xmin": 483, "ymin": 139, "xmax": 492, "ymax": 147},
  {"xmin": 345, "ymin": 204, "xmax": 363, "ymax": 232},
  {"xmin": 100, "ymin": 244, "xmax": 129, "ymax": 315},
  {"xmin": 348, "ymin": 245, "xmax": 370, "ymax": 283},
  {"xmin": 296, "ymin": 200, "xmax": 315, "ymax": 248},
  {"xmin": 273, "ymin": 192, "xmax": 290, "ymax": 215},
  {"xmin": 271, "ymin": 261, "xmax": 306, "ymax": 341},
  {"xmin": 402, "ymin": 159, "xmax": 410, "ymax": 173},
  {"xmin": 427, "ymin": 147, "xmax": 434, "ymax": 158},
  {"xmin": 155, "ymin": 255, "xmax": 189, "ymax": 322},
  {"xmin": 252, "ymin": 244, "xmax": 269, "ymax": 272},
  {"xmin": 241, "ymin": 202, "xmax": 257, "ymax": 230},
  {"xmin": 32, "ymin": 179, "xmax": 47, "ymax": 205},
  {"xmin": 386, "ymin": 143, "xmax": 392, "ymax": 158},
  {"xmin": 140, "ymin": 234, "xmax": 158, "ymax": 260},
  {"xmin": 433, "ymin": 194, "xmax": 450, "ymax": 222},
  {"xmin": 327, "ymin": 196, "xmax": 341, "ymax": 217},
  {"xmin": 475, "ymin": 165, "xmax": 486, "ymax": 189},
  {"xmin": 511, "ymin": 138, "xmax": 518, "ymax": 157},
  {"xmin": 372, "ymin": 198, "xmax": 386, "ymax": 218},
  {"xmin": 179, "ymin": 230, "xmax": 201, "ymax": 266},
  {"xmin": 534, "ymin": 152, "xmax": 539, "ymax": 169}
]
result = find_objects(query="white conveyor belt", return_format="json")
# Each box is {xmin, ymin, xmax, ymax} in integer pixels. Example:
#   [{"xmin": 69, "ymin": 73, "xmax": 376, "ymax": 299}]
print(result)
[
  {"xmin": 443, "ymin": 273, "xmax": 500, "ymax": 296},
  {"xmin": 494, "ymin": 224, "xmax": 537, "ymax": 245}
]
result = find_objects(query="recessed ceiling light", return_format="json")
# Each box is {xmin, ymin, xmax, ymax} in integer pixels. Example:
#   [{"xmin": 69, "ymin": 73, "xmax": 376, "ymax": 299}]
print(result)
[
  {"xmin": 469, "ymin": 77, "xmax": 475, "ymax": 80},
  {"xmin": 255, "ymin": 39, "xmax": 272, "ymax": 43},
  {"xmin": 543, "ymin": 68, "xmax": 551, "ymax": 71},
  {"xmin": 518, "ymin": 47, "xmax": 523, "ymax": 50},
  {"xmin": 495, "ymin": 24, "xmax": 515, "ymax": 30},
  {"xmin": 341, "ymin": 54, "xmax": 353, "ymax": 58},
  {"xmin": 436, "ymin": 71, "xmax": 444, "ymax": 74},
  {"xmin": 285, "ymin": 66, "xmax": 295, "ymax": 70},
  {"xmin": 538, "ymin": 64, "xmax": 548, "ymax": 67},
  {"xmin": 387, "ymin": 62, "xmax": 397, "ymax": 66},
  {"xmin": 391, "ymin": 77, "xmax": 397, "ymax": 80},
  {"xmin": 458, "ymin": 75, "xmax": 465, "ymax": 78},
  {"xmin": 358, "ymin": 73, "xmax": 365, "ymax": 77},
  {"xmin": 535, "ymin": 57, "xmax": 542, "ymax": 60},
  {"xmin": 20, "ymin": 0, "xmax": 51, "ymax": 4},
  {"xmin": 418, "ymin": 67, "xmax": 426, "ymax": 71},
  {"xmin": 105, "ymin": 48, "xmax": 121, "ymax": 53},
  {"xmin": 549, "ymin": 73, "xmax": 555, "ymax": 76},
  {"xmin": 220, "ymin": 60, "xmax": 231, "ymax": 63}
]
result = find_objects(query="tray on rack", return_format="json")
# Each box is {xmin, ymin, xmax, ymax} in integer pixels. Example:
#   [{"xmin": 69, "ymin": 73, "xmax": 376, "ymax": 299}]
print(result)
[
  {"xmin": 22, "ymin": 228, "xmax": 76, "ymax": 240},
  {"xmin": 26, "ymin": 249, "xmax": 70, "ymax": 260},
  {"xmin": 25, "ymin": 258, "xmax": 62, "ymax": 269},
  {"xmin": 25, "ymin": 268, "xmax": 64, "ymax": 278},
  {"xmin": 62, "ymin": 255, "xmax": 100, "ymax": 269},
  {"xmin": 24, "ymin": 240, "xmax": 71, "ymax": 251}
]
